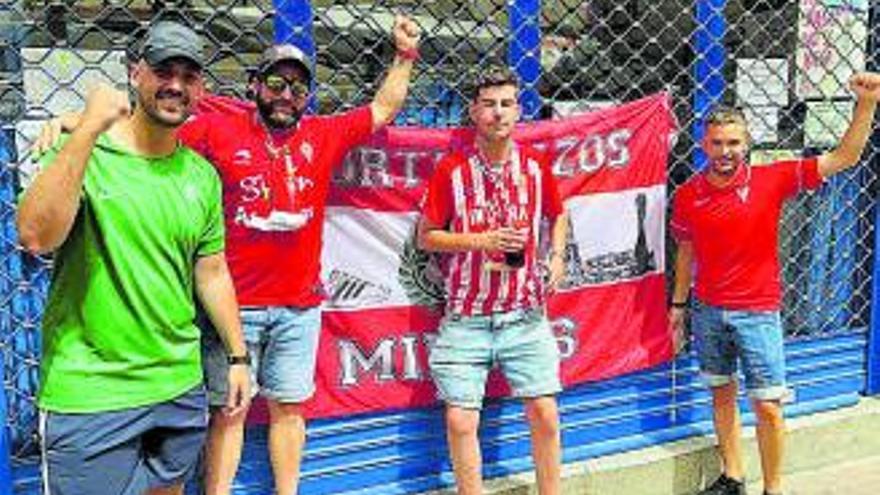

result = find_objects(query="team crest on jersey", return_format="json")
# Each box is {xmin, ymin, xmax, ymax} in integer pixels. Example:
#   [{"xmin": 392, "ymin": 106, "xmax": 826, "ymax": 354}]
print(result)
[
  {"xmin": 233, "ymin": 149, "xmax": 252, "ymax": 166},
  {"xmin": 300, "ymin": 141, "xmax": 314, "ymax": 163}
]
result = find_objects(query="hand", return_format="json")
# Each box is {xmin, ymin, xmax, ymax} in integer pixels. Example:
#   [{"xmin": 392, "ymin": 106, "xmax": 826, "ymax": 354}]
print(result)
[
  {"xmin": 32, "ymin": 118, "xmax": 58, "ymax": 157},
  {"xmin": 224, "ymin": 364, "xmax": 252, "ymax": 416},
  {"xmin": 80, "ymin": 83, "xmax": 130, "ymax": 134},
  {"xmin": 669, "ymin": 307, "xmax": 687, "ymax": 354},
  {"xmin": 393, "ymin": 14, "xmax": 421, "ymax": 53},
  {"xmin": 545, "ymin": 253, "xmax": 565, "ymax": 294},
  {"xmin": 481, "ymin": 227, "xmax": 526, "ymax": 252},
  {"xmin": 849, "ymin": 72, "xmax": 880, "ymax": 102}
]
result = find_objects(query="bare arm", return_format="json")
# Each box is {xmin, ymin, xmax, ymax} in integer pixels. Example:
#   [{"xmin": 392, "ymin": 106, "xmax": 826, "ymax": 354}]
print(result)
[
  {"xmin": 671, "ymin": 240, "xmax": 694, "ymax": 305},
  {"xmin": 194, "ymin": 252, "xmax": 251, "ymax": 414},
  {"xmin": 546, "ymin": 211, "xmax": 570, "ymax": 291},
  {"xmin": 17, "ymin": 85, "xmax": 129, "ymax": 254},
  {"xmin": 194, "ymin": 253, "xmax": 246, "ymax": 356},
  {"xmin": 669, "ymin": 240, "xmax": 694, "ymax": 351},
  {"xmin": 370, "ymin": 15, "xmax": 421, "ymax": 131},
  {"xmin": 817, "ymin": 72, "xmax": 880, "ymax": 178},
  {"xmin": 417, "ymin": 217, "xmax": 526, "ymax": 254}
]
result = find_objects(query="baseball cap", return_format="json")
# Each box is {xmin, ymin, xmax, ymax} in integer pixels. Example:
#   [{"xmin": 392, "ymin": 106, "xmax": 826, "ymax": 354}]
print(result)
[
  {"xmin": 140, "ymin": 21, "xmax": 205, "ymax": 68},
  {"xmin": 257, "ymin": 44, "xmax": 312, "ymax": 80}
]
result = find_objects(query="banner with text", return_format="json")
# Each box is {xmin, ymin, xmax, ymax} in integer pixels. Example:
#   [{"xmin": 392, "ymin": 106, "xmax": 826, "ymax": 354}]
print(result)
[{"xmin": 287, "ymin": 93, "xmax": 674, "ymax": 419}]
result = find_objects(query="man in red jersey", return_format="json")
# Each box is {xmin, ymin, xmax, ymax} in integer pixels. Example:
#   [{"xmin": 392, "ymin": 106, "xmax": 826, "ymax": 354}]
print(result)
[
  {"xmin": 34, "ymin": 14, "xmax": 420, "ymax": 495},
  {"xmin": 417, "ymin": 65, "xmax": 569, "ymax": 495},
  {"xmin": 669, "ymin": 72, "xmax": 880, "ymax": 495},
  {"xmin": 184, "ymin": 17, "xmax": 420, "ymax": 495}
]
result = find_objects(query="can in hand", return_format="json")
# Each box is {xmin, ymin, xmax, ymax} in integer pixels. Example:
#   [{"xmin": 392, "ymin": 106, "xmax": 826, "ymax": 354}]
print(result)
[{"xmin": 504, "ymin": 250, "xmax": 525, "ymax": 268}]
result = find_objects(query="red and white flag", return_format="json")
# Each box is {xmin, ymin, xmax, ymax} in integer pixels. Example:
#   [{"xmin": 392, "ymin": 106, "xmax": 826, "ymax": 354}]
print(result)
[{"xmin": 279, "ymin": 93, "xmax": 674, "ymax": 419}]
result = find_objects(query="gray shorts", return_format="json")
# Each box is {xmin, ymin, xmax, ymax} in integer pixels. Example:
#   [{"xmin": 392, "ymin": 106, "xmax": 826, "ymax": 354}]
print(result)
[
  {"xmin": 201, "ymin": 305, "xmax": 322, "ymax": 406},
  {"xmin": 40, "ymin": 386, "xmax": 208, "ymax": 495}
]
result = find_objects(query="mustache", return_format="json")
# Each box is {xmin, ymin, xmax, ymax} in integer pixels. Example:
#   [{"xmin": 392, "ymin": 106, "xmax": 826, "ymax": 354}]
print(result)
[
  {"xmin": 268, "ymin": 99, "xmax": 294, "ymax": 110},
  {"xmin": 155, "ymin": 89, "xmax": 188, "ymax": 103}
]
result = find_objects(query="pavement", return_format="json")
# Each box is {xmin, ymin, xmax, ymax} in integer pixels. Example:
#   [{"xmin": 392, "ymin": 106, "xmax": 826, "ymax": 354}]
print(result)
[{"xmin": 746, "ymin": 455, "xmax": 880, "ymax": 495}]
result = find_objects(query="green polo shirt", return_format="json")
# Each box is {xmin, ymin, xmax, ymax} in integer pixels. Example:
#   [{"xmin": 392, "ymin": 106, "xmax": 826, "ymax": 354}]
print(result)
[{"xmin": 32, "ymin": 133, "xmax": 224, "ymax": 412}]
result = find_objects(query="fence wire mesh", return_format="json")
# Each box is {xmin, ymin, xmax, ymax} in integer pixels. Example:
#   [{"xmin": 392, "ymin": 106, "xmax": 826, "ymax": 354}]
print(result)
[{"xmin": 0, "ymin": 0, "xmax": 876, "ymax": 463}]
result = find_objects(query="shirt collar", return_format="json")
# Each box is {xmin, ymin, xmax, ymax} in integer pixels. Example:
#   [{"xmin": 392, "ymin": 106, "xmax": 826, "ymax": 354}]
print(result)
[{"xmin": 470, "ymin": 142, "xmax": 519, "ymax": 171}]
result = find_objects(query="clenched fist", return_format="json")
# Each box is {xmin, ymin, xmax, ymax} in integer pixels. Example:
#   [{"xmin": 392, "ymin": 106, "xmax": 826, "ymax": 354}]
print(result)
[
  {"xmin": 393, "ymin": 14, "xmax": 421, "ymax": 53},
  {"xmin": 850, "ymin": 72, "xmax": 880, "ymax": 102},
  {"xmin": 81, "ymin": 84, "xmax": 130, "ymax": 134}
]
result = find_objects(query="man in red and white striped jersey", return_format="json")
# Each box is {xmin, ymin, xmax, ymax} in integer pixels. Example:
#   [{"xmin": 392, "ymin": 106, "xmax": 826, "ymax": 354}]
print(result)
[{"xmin": 418, "ymin": 65, "xmax": 569, "ymax": 495}]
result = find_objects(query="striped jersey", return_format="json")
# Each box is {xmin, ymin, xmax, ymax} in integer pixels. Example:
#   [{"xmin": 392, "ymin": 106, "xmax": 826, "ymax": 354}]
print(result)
[{"xmin": 420, "ymin": 145, "xmax": 563, "ymax": 316}]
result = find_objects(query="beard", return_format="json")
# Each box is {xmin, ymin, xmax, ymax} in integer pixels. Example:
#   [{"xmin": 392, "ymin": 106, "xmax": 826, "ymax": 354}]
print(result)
[
  {"xmin": 140, "ymin": 88, "xmax": 191, "ymax": 128},
  {"xmin": 256, "ymin": 95, "xmax": 304, "ymax": 130}
]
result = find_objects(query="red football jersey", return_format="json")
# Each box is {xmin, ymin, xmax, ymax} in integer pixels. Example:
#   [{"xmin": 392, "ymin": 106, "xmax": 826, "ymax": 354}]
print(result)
[
  {"xmin": 421, "ymin": 145, "xmax": 563, "ymax": 316},
  {"xmin": 179, "ymin": 95, "xmax": 374, "ymax": 306},
  {"xmin": 671, "ymin": 157, "xmax": 823, "ymax": 310}
]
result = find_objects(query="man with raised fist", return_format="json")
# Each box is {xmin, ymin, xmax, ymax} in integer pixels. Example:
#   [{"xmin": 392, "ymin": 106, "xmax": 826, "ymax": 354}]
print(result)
[{"xmin": 18, "ymin": 21, "xmax": 249, "ymax": 495}]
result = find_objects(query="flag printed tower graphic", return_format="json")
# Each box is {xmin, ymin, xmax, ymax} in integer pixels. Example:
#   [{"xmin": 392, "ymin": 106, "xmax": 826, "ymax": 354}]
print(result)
[
  {"xmin": 633, "ymin": 193, "xmax": 656, "ymax": 276},
  {"xmin": 563, "ymin": 193, "xmax": 657, "ymax": 288},
  {"xmin": 561, "ymin": 215, "xmax": 586, "ymax": 289}
]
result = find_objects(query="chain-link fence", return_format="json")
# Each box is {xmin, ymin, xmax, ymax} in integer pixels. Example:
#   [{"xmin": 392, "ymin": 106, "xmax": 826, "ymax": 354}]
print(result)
[{"xmin": 0, "ymin": 0, "xmax": 876, "ymax": 473}]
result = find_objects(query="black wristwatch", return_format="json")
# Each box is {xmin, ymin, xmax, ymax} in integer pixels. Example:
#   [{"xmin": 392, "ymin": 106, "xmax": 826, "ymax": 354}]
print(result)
[
  {"xmin": 671, "ymin": 301, "xmax": 688, "ymax": 309},
  {"xmin": 227, "ymin": 353, "xmax": 251, "ymax": 366}
]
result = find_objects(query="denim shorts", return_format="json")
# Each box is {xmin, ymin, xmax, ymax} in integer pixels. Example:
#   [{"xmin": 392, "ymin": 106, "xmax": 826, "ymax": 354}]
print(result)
[
  {"xmin": 691, "ymin": 299, "xmax": 789, "ymax": 401},
  {"xmin": 201, "ymin": 305, "xmax": 322, "ymax": 406},
  {"xmin": 428, "ymin": 308, "xmax": 562, "ymax": 409},
  {"xmin": 41, "ymin": 386, "xmax": 207, "ymax": 495}
]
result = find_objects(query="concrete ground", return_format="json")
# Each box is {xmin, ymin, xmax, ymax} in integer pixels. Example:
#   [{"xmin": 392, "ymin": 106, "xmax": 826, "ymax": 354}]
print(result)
[
  {"xmin": 747, "ymin": 455, "xmax": 880, "ymax": 495},
  {"xmin": 429, "ymin": 397, "xmax": 880, "ymax": 495}
]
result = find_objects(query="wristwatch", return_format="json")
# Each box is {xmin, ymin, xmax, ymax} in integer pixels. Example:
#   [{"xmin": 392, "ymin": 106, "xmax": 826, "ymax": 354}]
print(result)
[{"xmin": 227, "ymin": 353, "xmax": 252, "ymax": 366}]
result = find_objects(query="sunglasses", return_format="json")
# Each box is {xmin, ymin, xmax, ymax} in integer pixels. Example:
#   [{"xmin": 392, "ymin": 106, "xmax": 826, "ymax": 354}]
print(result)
[{"xmin": 261, "ymin": 74, "xmax": 309, "ymax": 97}]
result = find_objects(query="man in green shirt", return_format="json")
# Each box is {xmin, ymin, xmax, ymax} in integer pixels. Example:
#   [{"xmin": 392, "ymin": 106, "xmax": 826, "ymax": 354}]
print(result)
[{"xmin": 16, "ymin": 21, "xmax": 249, "ymax": 495}]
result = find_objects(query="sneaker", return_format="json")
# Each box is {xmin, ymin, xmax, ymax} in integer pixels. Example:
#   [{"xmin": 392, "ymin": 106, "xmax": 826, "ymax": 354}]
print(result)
[{"xmin": 698, "ymin": 474, "xmax": 746, "ymax": 495}]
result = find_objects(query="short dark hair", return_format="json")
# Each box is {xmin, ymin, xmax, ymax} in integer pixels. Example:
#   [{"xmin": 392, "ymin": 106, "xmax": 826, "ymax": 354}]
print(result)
[{"xmin": 469, "ymin": 65, "xmax": 519, "ymax": 101}]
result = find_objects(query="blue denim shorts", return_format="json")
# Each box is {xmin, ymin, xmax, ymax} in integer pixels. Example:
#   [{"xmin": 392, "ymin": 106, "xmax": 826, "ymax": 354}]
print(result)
[
  {"xmin": 201, "ymin": 305, "xmax": 322, "ymax": 406},
  {"xmin": 691, "ymin": 299, "xmax": 789, "ymax": 401},
  {"xmin": 428, "ymin": 308, "xmax": 562, "ymax": 409},
  {"xmin": 41, "ymin": 386, "xmax": 207, "ymax": 495}
]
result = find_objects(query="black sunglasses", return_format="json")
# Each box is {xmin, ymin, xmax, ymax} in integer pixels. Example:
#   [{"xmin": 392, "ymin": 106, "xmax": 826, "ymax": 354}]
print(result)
[{"xmin": 261, "ymin": 74, "xmax": 308, "ymax": 97}]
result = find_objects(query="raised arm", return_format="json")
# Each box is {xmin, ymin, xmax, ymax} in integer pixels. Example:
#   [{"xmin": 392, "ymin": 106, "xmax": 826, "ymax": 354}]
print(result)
[
  {"xmin": 17, "ymin": 85, "xmax": 129, "ymax": 254},
  {"xmin": 817, "ymin": 72, "xmax": 880, "ymax": 178},
  {"xmin": 369, "ymin": 15, "xmax": 421, "ymax": 131}
]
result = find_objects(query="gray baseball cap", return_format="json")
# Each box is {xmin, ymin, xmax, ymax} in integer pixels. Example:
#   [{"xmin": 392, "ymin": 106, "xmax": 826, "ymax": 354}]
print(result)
[
  {"xmin": 257, "ymin": 44, "xmax": 312, "ymax": 80},
  {"xmin": 140, "ymin": 21, "xmax": 204, "ymax": 68}
]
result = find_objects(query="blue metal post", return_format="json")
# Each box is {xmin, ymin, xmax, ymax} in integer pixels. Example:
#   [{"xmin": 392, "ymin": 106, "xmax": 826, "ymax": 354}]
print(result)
[
  {"xmin": 272, "ymin": 0, "xmax": 316, "ymax": 112},
  {"xmin": 0, "ymin": 7, "xmax": 20, "ymax": 490},
  {"xmin": 0, "ymin": 130, "xmax": 13, "ymax": 495},
  {"xmin": 692, "ymin": 0, "xmax": 727, "ymax": 170},
  {"xmin": 508, "ymin": 0, "xmax": 542, "ymax": 120},
  {"xmin": 866, "ymin": 0, "xmax": 880, "ymax": 395}
]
